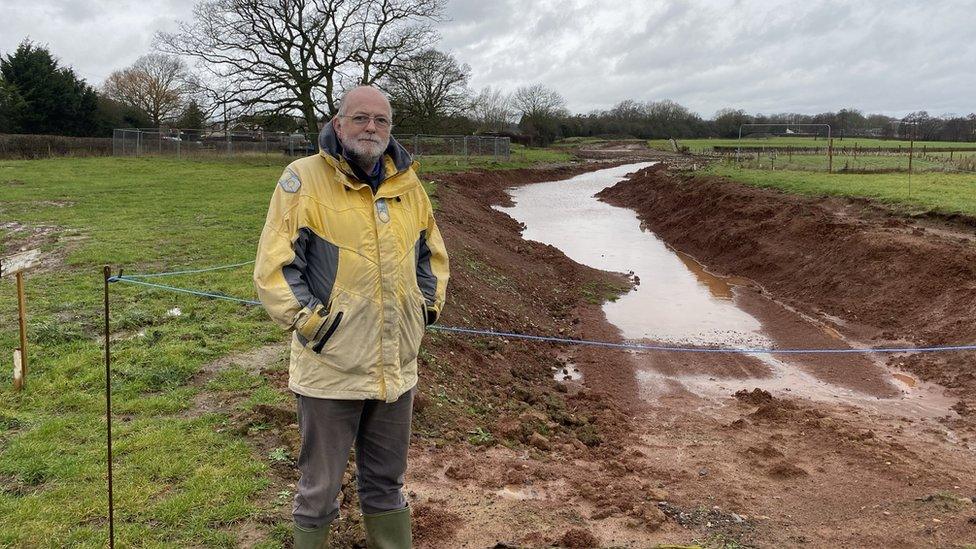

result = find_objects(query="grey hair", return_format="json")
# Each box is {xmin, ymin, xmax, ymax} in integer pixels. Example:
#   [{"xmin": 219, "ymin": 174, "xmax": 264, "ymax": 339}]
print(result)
[{"xmin": 336, "ymin": 86, "xmax": 393, "ymax": 117}]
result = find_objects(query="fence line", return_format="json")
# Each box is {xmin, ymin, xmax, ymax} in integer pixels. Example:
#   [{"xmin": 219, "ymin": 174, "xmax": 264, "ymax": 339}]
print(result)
[
  {"xmin": 0, "ymin": 133, "xmax": 113, "ymax": 159},
  {"xmin": 112, "ymin": 129, "xmax": 511, "ymax": 161}
]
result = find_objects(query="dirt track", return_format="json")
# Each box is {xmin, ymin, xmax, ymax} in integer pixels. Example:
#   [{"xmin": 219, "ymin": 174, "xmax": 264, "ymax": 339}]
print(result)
[{"xmin": 241, "ymin": 157, "xmax": 976, "ymax": 547}]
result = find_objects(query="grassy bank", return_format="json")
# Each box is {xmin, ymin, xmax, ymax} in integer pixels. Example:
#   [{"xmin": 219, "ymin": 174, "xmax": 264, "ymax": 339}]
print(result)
[
  {"xmin": 0, "ymin": 151, "xmax": 570, "ymax": 547},
  {"xmin": 706, "ymin": 164, "xmax": 976, "ymax": 216}
]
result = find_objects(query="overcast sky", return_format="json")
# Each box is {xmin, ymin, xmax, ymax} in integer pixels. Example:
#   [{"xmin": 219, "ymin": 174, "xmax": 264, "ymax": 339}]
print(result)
[{"xmin": 1, "ymin": 0, "xmax": 974, "ymax": 118}]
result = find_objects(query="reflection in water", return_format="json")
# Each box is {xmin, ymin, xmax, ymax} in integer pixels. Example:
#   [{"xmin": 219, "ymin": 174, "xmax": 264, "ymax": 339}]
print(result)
[{"xmin": 672, "ymin": 250, "xmax": 755, "ymax": 301}]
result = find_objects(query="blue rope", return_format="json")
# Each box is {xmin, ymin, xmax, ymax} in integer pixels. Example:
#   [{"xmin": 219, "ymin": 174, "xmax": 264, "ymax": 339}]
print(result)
[
  {"xmin": 110, "ymin": 276, "xmax": 261, "ymax": 306},
  {"xmin": 121, "ymin": 260, "xmax": 255, "ymax": 279},
  {"xmin": 108, "ymin": 276, "xmax": 976, "ymax": 355}
]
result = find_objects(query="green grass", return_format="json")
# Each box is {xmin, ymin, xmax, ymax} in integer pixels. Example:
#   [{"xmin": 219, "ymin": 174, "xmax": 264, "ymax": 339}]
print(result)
[
  {"xmin": 0, "ymin": 151, "xmax": 571, "ymax": 547},
  {"xmin": 417, "ymin": 144, "xmax": 573, "ymax": 172},
  {"xmin": 707, "ymin": 164, "xmax": 976, "ymax": 216},
  {"xmin": 731, "ymin": 153, "xmax": 950, "ymax": 172},
  {"xmin": 651, "ymin": 136, "xmax": 976, "ymax": 152}
]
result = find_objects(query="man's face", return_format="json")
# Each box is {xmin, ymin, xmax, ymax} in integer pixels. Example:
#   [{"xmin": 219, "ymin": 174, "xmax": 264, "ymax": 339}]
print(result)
[{"xmin": 334, "ymin": 89, "xmax": 392, "ymax": 163}]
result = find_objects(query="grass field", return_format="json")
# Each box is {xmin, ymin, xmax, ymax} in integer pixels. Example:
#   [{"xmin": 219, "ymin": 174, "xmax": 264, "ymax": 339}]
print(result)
[
  {"xmin": 650, "ymin": 136, "xmax": 976, "ymax": 152},
  {"xmin": 730, "ymin": 153, "xmax": 951, "ymax": 172},
  {"xmin": 707, "ymin": 164, "xmax": 976, "ymax": 216},
  {"xmin": 0, "ymin": 150, "xmax": 570, "ymax": 547}
]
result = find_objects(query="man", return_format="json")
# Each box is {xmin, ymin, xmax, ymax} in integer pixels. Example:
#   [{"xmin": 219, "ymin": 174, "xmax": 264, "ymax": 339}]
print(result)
[{"xmin": 254, "ymin": 86, "xmax": 449, "ymax": 548}]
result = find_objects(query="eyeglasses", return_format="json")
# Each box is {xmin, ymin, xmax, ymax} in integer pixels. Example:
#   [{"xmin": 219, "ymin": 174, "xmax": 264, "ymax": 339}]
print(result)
[{"xmin": 340, "ymin": 114, "xmax": 392, "ymax": 130}]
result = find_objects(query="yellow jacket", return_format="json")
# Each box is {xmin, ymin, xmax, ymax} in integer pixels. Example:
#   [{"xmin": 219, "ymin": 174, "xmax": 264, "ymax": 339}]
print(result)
[{"xmin": 254, "ymin": 125, "xmax": 449, "ymax": 402}]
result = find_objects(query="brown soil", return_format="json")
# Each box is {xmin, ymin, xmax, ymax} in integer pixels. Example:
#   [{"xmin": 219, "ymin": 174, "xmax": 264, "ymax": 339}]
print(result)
[{"xmin": 214, "ymin": 157, "xmax": 976, "ymax": 548}]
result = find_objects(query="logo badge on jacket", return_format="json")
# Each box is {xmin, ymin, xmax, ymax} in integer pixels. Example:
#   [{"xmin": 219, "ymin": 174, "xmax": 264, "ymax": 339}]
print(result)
[
  {"xmin": 375, "ymin": 198, "xmax": 390, "ymax": 223},
  {"xmin": 278, "ymin": 171, "xmax": 302, "ymax": 193}
]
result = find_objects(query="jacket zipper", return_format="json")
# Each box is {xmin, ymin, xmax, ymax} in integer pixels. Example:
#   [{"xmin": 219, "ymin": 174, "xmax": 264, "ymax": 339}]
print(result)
[{"xmin": 312, "ymin": 312, "xmax": 343, "ymax": 353}]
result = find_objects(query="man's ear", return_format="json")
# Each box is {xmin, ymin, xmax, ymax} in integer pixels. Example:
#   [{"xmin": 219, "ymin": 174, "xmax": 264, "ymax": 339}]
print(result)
[{"xmin": 331, "ymin": 116, "xmax": 341, "ymax": 137}]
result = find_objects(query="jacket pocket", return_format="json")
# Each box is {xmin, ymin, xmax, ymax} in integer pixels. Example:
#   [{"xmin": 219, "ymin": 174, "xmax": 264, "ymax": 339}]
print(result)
[
  {"xmin": 305, "ymin": 291, "xmax": 377, "ymax": 374},
  {"xmin": 311, "ymin": 311, "xmax": 343, "ymax": 353}
]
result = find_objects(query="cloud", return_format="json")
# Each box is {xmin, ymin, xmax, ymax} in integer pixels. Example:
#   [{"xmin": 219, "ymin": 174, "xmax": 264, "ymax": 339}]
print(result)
[
  {"xmin": 0, "ymin": 0, "xmax": 192, "ymax": 85},
  {"xmin": 439, "ymin": 0, "xmax": 976, "ymax": 117},
  {"xmin": 1, "ymin": 0, "xmax": 973, "ymax": 117}
]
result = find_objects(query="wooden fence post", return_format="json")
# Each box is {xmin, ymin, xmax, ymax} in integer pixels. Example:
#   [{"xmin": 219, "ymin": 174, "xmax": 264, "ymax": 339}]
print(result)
[{"xmin": 1, "ymin": 249, "xmax": 40, "ymax": 391}]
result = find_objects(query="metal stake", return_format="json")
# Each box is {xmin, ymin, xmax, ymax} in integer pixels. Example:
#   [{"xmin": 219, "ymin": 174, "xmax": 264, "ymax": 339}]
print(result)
[{"xmin": 103, "ymin": 266, "xmax": 115, "ymax": 549}]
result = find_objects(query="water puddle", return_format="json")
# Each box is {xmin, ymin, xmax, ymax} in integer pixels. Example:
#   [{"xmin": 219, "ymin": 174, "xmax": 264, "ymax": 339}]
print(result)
[
  {"xmin": 893, "ymin": 373, "xmax": 917, "ymax": 388},
  {"xmin": 552, "ymin": 363, "xmax": 582, "ymax": 382},
  {"xmin": 499, "ymin": 163, "xmax": 954, "ymax": 419},
  {"xmin": 495, "ymin": 486, "xmax": 547, "ymax": 500},
  {"xmin": 672, "ymin": 250, "xmax": 753, "ymax": 300}
]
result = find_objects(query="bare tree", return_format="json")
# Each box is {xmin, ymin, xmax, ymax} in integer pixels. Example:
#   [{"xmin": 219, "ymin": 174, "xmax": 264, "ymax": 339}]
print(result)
[
  {"xmin": 471, "ymin": 86, "xmax": 512, "ymax": 133},
  {"xmin": 383, "ymin": 49, "xmax": 470, "ymax": 132},
  {"xmin": 511, "ymin": 84, "xmax": 567, "ymax": 145},
  {"xmin": 102, "ymin": 54, "xmax": 190, "ymax": 126},
  {"xmin": 511, "ymin": 84, "xmax": 567, "ymax": 120},
  {"xmin": 156, "ymin": 0, "xmax": 445, "ymax": 133},
  {"xmin": 354, "ymin": 0, "xmax": 444, "ymax": 85}
]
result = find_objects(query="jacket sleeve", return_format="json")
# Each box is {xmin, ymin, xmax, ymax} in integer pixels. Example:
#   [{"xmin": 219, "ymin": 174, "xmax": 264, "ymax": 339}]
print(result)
[
  {"xmin": 416, "ymin": 189, "xmax": 449, "ymax": 325},
  {"xmin": 253, "ymin": 168, "xmax": 330, "ymax": 341}
]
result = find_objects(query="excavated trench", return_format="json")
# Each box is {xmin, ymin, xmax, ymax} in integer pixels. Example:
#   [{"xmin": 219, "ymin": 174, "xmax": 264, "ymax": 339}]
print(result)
[{"xmin": 498, "ymin": 163, "xmax": 956, "ymax": 419}]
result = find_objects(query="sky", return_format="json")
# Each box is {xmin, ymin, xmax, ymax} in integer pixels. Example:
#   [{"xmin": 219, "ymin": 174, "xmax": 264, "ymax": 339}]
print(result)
[{"xmin": 1, "ymin": 0, "xmax": 974, "ymax": 119}]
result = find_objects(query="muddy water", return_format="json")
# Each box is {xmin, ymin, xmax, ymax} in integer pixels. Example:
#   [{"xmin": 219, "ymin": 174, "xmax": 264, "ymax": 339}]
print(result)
[
  {"xmin": 499, "ymin": 163, "xmax": 767, "ymax": 347},
  {"xmin": 500, "ymin": 163, "xmax": 954, "ymax": 418}
]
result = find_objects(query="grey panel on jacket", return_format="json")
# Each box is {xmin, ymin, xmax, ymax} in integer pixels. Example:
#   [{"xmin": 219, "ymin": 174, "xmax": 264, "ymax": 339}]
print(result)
[
  {"xmin": 284, "ymin": 227, "xmax": 340, "ymax": 318},
  {"xmin": 415, "ymin": 230, "xmax": 437, "ymax": 304}
]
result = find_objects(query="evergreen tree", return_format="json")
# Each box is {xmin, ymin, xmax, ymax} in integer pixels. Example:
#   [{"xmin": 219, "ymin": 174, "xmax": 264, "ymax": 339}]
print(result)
[
  {"xmin": 93, "ymin": 95, "xmax": 153, "ymax": 136},
  {"xmin": 0, "ymin": 40, "xmax": 100, "ymax": 135},
  {"xmin": 176, "ymin": 100, "xmax": 208, "ymax": 129},
  {"xmin": 0, "ymin": 79, "xmax": 26, "ymax": 132}
]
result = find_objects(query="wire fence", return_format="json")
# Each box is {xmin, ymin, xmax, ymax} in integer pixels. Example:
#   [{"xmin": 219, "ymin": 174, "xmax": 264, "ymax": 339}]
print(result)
[
  {"xmin": 719, "ymin": 148, "xmax": 976, "ymax": 174},
  {"xmin": 112, "ymin": 129, "xmax": 511, "ymax": 160},
  {"xmin": 692, "ymin": 144, "xmax": 976, "ymax": 174}
]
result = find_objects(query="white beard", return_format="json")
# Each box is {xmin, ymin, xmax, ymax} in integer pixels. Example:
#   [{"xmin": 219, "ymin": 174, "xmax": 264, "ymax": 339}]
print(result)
[{"xmin": 342, "ymin": 134, "xmax": 389, "ymax": 170}]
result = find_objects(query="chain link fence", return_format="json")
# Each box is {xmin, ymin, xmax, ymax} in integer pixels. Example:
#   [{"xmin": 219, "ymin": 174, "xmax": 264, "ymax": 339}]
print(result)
[
  {"xmin": 113, "ymin": 129, "xmax": 510, "ymax": 160},
  {"xmin": 396, "ymin": 134, "xmax": 510, "ymax": 160}
]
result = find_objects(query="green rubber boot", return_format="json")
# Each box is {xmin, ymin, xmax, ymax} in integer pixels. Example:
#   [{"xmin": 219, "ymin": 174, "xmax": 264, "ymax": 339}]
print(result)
[
  {"xmin": 363, "ymin": 507, "xmax": 412, "ymax": 549},
  {"xmin": 293, "ymin": 522, "xmax": 329, "ymax": 549}
]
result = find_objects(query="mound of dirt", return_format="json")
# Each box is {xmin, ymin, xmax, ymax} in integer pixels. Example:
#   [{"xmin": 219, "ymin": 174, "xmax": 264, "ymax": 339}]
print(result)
[
  {"xmin": 559, "ymin": 528, "xmax": 599, "ymax": 548},
  {"xmin": 734, "ymin": 388, "xmax": 775, "ymax": 406},
  {"xmin": 767, "ymin": 461, "xmax": 810, "ymax": 479}
]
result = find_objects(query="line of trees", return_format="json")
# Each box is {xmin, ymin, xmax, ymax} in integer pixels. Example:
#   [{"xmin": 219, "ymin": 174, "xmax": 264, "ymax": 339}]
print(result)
[{"xmin": 1, "ymin": 0, "xmax": 974, "ymax": 145}]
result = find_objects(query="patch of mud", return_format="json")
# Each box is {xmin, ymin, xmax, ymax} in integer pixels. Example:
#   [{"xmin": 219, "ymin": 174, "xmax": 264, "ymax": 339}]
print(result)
[
  {"xmin": 0, "ymin": 221, "xmax": 88, "ymax": 272},
  {"xmin": 187, "ymin": 343, "xmax": 288, "ymax": 417},
  {"xmin": 413, "ymin": 504, "xmax": 461, "ymax": 545}
]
